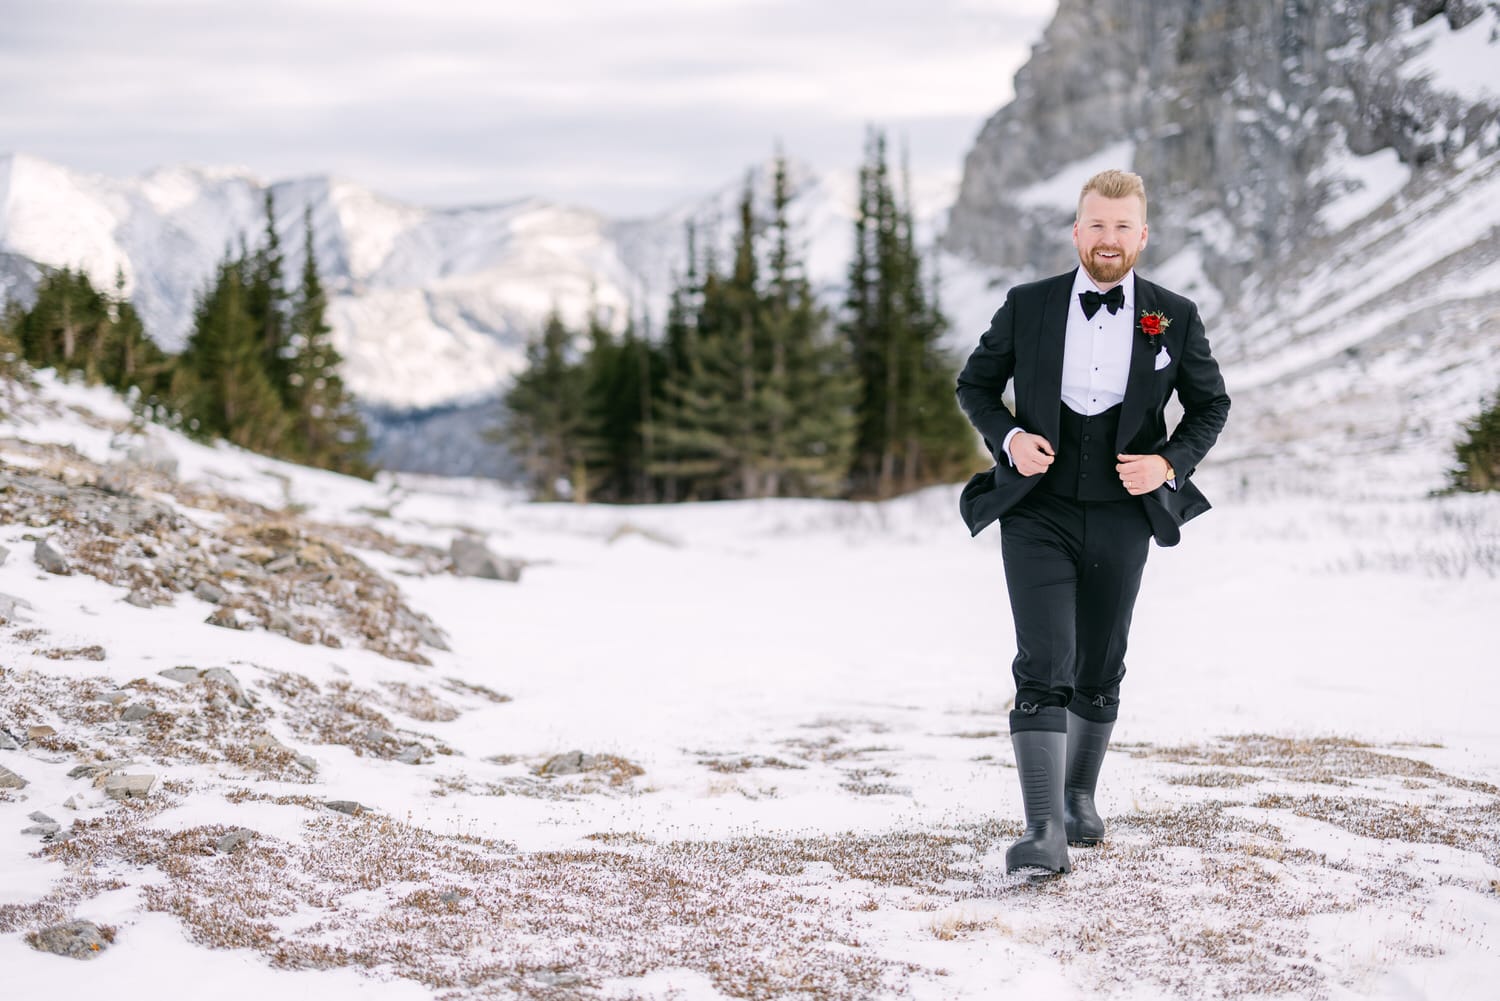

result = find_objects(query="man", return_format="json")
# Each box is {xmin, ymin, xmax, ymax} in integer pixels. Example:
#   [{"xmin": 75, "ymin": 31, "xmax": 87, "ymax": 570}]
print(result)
[{"xmin": 955, "ymin": 169, "xmax": 1230, "ymax": 876}]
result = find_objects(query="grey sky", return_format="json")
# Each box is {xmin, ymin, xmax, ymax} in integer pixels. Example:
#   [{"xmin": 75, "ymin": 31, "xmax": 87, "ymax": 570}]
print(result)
[{"xmin": 1, "ymin": 0, "xmax": 1054, "ymax": 216}]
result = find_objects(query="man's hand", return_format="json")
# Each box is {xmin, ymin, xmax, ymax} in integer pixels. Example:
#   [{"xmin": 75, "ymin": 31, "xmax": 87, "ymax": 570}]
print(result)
[
  {"xmin": 1116, "ymin": 454, "xmax": 1171, "ymax": 495},
  {"xmin": 1009, "ymin": 433, "xmax": 1056, "ymax": 477}
]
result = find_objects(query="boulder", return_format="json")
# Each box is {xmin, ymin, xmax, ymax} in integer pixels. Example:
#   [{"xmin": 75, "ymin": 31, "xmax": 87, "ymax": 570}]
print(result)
[
  {"xmin": 539, "ymin": 750, "xmax": 597, "ymax": 776},
  {"xmin": 0, "ymin": 764, "xmax": 28, "ymax": 789},
  {"xmin": 449, "ymin": 535, "xmax": 523, "ymax": 582},
  {"xmin": 33, "ymin": 538, "xmax": 70, "ymax": 575},
  {"xmin": 216, "ymin": 829, "xmax": 255, "ymax": 854},
  {"xmin": 193, "ymin": 580, "xmax": 227, "ymax": 605},
  {"xmin": 27, "ymin": 920, "xmax": 111, "ymax": 959},
  {"xmin": 202, "ymin": 668, "xmax": 253, "ymax": 708},
  {"xmin": 101, "ymin": 773, "xmax": 156, "ymax": 800}
]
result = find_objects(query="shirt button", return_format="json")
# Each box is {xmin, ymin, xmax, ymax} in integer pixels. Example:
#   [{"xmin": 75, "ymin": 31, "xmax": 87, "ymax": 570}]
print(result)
[{"xmin": 1083, "ymin": 435, "xmax": 1091, "ymax": 442}]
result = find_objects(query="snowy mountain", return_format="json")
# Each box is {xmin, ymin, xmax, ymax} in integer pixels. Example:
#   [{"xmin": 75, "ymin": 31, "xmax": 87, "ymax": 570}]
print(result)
[
  {"xmin": 0, "ymin": 151, "xmax": 972, "ymax": 477},
  {"xmin": 0, "ymin": 153, "xmax": 962, "ymax": 409},
  {"xmin": 945, "ymin": 0, "xmax": 1500, "ymax": 497}
]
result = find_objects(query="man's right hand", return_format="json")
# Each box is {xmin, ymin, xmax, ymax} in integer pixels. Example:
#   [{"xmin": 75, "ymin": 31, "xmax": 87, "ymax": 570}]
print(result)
[{"xmin": 1008, "ymin": 432, "xmax": 1056, "ymax": 477}]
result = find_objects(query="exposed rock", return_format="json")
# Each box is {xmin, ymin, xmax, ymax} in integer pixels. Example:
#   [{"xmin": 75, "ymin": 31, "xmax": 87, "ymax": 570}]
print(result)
[
  {"xmin": 101, "ymin": 773, "xmax": 156, "ymax": 800},
  {"xmin": 33, "ymin": 537, "xmax": 70, "ymax": 574},
  {"xmin": 325, "ymin": 800, "xmax": 368, "ymax": 816},
  {"xmin": 295, "ymin": 754, "xmax": 318, "ymax": 774},
  {"xmin": 0, "ymin": 763, "xmax": 28, "ymax": 789},
  {"xmin": 193, "ymin": 580, "xmax": 227, "ymax": 605},
  {"xmin": 395, "ymin": 744, "xmax": 424, "ymax": 765},
  {"xmin": 947, "ymin": 0, "xmax": 1500, "ymax": 301},
  {"xmin": 159, "ymin": 666, "xmax": 203, "ymax": 684},
  {"xmin": 27, "ymin": 725, "xmax": 55, "ymax": 740},
  {"xmin": 449, "ymin": 535, "xmax": 523, "ymax": 582},
  {"xmin": 95, "ymin": 690, "xmax": 132, "ymax": 706},
  {"xmin": 206, "ymin": 607, "xmax": 248, "ymax": 630},
  {"xmin": 124, "ymin": 590, "xmax": 156, "ymax": 609},
  {"xmin": 22, "ymin": 809, "xmax": 61, "ymax": 837},
  {"xmin": 27, "ymin": 920, "xmax": 111, "ymax": 959},
  {"xmin": 216, "ymin": 829, "xmax": 254, "ymax": 854},
  {"xmin": 0, "ymin": 543, "xmax": 8, "ymax": 566},
  {"xmin": 0, "ymin": 726, "xmax": 20, "ymax": 750},
  {"xmin": 539, "ymin": 750, "xmax": 597, "ymax": 776},
  {"xmin": 120, "ymin": 704, "xmax": 154, "ymax": 722},
  {"xmin": 202, "ymin": 667, "xmax": 253, "ymax": 708},
  {"xmin": 63, "ymin": 795, "xmax": 82, "ymax": 810}
]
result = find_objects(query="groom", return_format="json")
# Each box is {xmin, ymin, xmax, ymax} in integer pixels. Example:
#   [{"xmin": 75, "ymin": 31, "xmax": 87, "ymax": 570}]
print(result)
[{"xmin": 955, "ymin": 169, "xmax": 1230, "ymax": 875}]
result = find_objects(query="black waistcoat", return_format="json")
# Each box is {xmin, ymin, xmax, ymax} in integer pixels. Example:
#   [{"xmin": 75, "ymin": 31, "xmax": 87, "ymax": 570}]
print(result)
[{"xmin": 1039, "ymin": 403, "xmax": 1130, "ymax": 501}]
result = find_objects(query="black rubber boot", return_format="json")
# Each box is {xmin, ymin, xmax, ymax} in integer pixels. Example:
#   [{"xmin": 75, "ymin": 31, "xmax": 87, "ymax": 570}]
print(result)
[
  {"xmin": 1005, "ymin": 720, "xmax": 1072, "ymax": 875},
  {"xmin": 1064, "ymin": 711, "xmax": 1116, "ymax": 846}
]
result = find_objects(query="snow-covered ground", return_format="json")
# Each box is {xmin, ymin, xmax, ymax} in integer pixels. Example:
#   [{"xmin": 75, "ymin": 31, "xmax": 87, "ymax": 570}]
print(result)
[{"xmin": 3, "ymin": 371, "xmax": 1499, "ymax": 1000}]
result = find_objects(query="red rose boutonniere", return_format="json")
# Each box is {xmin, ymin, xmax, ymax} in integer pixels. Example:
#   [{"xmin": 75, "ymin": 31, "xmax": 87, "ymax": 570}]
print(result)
[{"xmin": 1139, "ymin": 310, "xmax": 1171, "ymax": 340}]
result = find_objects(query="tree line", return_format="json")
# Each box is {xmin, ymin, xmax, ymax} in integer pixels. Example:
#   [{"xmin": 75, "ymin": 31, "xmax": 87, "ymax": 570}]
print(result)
[
  {"xmin": 2, "ymin": 193, "xmax": 370, "ymax": 477},
  {"xmin": 501, "ymin": 132, "xmax": 975, "ymax": 503}
]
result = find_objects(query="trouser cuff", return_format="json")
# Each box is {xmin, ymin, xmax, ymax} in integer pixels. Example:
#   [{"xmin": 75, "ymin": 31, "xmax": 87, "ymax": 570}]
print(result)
[
  {"xmin": 1067, "ymin": 695, "xmax": 1119, "ymax": 724},
  {"xmin": 1009, "ymin": 705, "xmax": 1068, "ymax": 733}
]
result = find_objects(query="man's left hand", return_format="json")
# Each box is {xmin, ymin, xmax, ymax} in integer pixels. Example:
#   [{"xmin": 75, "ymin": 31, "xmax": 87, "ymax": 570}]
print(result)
[{"xmin": 1116, "ymin": 454, "xmax": 1171, "ymax": 495}]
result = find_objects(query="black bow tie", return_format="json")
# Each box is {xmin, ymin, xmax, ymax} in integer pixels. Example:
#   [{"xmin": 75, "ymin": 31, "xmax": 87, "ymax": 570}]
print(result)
[{"xmin": 1080, "ymin": 285, "xmax": 1125, "ymax": 320}]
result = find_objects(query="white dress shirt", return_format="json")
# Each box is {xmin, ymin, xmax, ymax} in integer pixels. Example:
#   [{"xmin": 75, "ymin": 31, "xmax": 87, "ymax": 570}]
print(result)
[{"xmin": 1002, "ymin": 269, "xmax": 1135, "ymax": 462}]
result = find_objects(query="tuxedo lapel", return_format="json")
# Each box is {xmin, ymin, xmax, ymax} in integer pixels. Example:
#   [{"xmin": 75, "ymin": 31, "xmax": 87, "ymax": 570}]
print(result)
[
  {"xmin": 1035, "ymin": 271, "xmax": 1072, "ymax": 447},
  {"xmin": 1115, "ymin": 274, "xmax": 1156, "ymax": 452}
]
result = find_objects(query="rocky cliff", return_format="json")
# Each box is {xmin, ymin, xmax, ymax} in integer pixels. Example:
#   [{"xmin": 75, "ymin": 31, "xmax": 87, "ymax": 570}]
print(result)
[{"xmin": 946, "ymin": 0, "xmax": 1500, "ymax": 495}]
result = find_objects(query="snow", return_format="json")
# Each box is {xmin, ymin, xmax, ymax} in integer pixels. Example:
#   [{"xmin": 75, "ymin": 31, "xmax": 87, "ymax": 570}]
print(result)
[
  {"xmin": 1316, "ymin": 145, "xmax": 1411, "ymax": 233},
  {"xmin": 1012, "ymin": 142, "xmax": 1135, "ymax": 213},
  {"xmin": 4, "ymin": 372, "xmax": 1500, "ymax": 999},
  {"xmin": 1404, "ymin": 7, "xmax": 1500, "ymax": 103}
]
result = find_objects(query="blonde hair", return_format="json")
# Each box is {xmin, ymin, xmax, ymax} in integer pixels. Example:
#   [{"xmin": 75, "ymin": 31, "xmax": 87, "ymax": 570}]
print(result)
[{"xmin": 1077, "ymin": 169, "xmax": 1148, "ymax": 221}]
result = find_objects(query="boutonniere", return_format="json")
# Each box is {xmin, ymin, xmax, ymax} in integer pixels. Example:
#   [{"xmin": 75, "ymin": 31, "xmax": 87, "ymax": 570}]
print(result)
[{"xmin": 1139, "ymin": 311, "xmax": 1171, "ymax": 340}]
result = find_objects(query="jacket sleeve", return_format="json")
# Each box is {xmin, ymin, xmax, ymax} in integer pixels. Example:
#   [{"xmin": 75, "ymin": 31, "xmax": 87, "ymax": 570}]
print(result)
[
  {"xmin": 956, "ymin": 291, "xmax": 1022, "ymax": 460},
  {"xmin": 1158, "ymin": 303, "xmax": 1230, "ymax": 479}
]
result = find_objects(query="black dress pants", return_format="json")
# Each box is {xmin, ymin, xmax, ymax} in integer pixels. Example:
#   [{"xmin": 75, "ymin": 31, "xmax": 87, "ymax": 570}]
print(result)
[{"xmin": 999, "ymin": 489, "xmax": 1153, "ymax": 730}]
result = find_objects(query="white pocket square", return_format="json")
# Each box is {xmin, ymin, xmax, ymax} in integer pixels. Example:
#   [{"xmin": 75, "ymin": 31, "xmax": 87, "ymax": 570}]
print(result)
[{"xmin": 1154, "ymin": 348, "xmax": 1171, "ymax": 371}]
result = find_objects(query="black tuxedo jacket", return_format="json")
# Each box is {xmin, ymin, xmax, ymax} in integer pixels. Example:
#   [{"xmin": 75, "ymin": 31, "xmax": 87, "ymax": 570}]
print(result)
[{"xmin": 956, "ymin": 269, "xmax": 1230, "ymax": 547}]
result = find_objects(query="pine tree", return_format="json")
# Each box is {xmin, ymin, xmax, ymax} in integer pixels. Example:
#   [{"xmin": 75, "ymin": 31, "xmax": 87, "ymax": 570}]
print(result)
[
  {"xmin": 99, "ymin": 269, "xmax": 172, "ymax": 400},
  {"xmin": 841, "ymin": 129, "xmax": 971, "ymax": 497},
  {"xmin": 15, "ymin": 268, "xmax": 111, "ymax": 374},
  {"xmin": 247, "ymin": 189, "xmax": 293, "ymax": 403},
  {"xmin": 1449, "ymin": 393, "xmax": 1500, "ymax": 492},
  {"xmin": 503, "ymin": 309, "xmax": 588, "ymax": 500},
  {"xmin": 652, "ymin": 181, "xmax": 765, "ymax": 499},
  {"xmin": 287, "ymin": 206, "xmax": 371, "ymax": 476},
  {"xmin": 759, "ymin": 154, "xmax": 857, "ymax": 496},
  {"xmin": 173, "ymin": 253, "xmax": 292, "ymax": 453}
]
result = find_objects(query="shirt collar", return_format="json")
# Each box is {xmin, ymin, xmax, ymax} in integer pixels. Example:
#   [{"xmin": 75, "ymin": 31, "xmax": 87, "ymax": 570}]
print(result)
[{"xmin": 1071, "ymin": 267, "xmax": 1136, "ymax": 311}]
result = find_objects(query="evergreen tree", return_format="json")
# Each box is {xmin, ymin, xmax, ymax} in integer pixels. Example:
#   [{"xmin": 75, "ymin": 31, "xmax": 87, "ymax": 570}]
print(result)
[
  {"xmin": 14, "ymin": 268, "xmax": 111, "ymax": 374},
  {"xmin": 172, "ymin": 253, "xmax": 292, "ymax": 454},
  {"xmin": 577, "ymin": 305, "xmax": 657, "ymax": 503},
  {"xmin": 503, "ymin": 309, "xmax": 588, "ymax": 500},
  {"xmin": 1449, "ymin": 393, "xmax": 1500, "ymax": 492},
  {"xmin": 99, "ymin": 269, "xmax": 172, "ymax": 399},
  {"xmin": 652, "ymin": 181, "xmax": 765, "ymax": 499},
  {"xmin": 841, "ymin": 129, "xmax": 971, "ymax": 497},
  {"xmin": 759, "ymin": 154, "xmax": 858, "ymax": 497},
  {"xmin": 287, "ymin": 206, "xmax": 371, "ymax": 476},
  {"xmin": 246, "ymin": 189, "xmax": 293, "ymax": 402}
]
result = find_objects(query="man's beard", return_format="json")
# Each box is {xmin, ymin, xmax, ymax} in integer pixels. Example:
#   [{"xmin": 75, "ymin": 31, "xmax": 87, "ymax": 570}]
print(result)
[{"xmin": 1080, "ymin": 245, "xmax": 1139, "ymax": 286}]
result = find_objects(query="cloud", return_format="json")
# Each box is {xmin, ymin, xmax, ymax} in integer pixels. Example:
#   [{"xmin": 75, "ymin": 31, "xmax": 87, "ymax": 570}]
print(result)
[{"xmin": 0, "ymin": 0, "xmax": 1053, "ymax": 214}]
